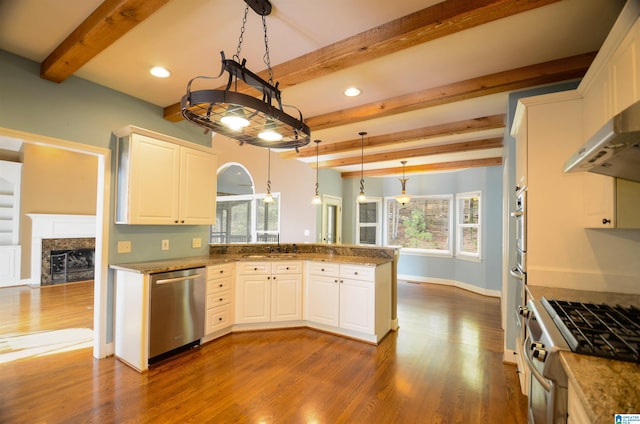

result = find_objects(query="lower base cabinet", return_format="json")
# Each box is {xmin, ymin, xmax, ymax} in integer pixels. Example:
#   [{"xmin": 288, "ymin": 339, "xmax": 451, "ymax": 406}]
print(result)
[
  {"xmin": 205, "ymin": 263, "xmax": 234, "ymax": 336},
  {"xmin": 567, "ymin": 380, "xmax": 592, "ymax": 424},
  {"xmin": 305, "ymin": 261, "xmax": 391, "ymax": 343},
  {"xmin": 235, "ymin": 261, "xmax": 302, "ymax": 325}
]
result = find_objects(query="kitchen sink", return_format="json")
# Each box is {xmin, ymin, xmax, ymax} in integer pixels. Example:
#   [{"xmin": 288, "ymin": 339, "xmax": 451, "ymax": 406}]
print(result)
[{"xmin": 241, "ymin": 253, "xmax": 298, "ymax": 259}]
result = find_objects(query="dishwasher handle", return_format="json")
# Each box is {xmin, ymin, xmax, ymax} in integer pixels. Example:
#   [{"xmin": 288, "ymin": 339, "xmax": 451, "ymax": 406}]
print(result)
[{"xmin": 155, "ymin": 273, "xmax": 204, "ymax": 285}]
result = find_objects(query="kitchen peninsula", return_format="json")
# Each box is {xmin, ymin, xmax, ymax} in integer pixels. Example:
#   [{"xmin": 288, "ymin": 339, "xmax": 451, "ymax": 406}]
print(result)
[{"xmin": 111, "ymin": 243, "xmax": 398, "ymax": 372}]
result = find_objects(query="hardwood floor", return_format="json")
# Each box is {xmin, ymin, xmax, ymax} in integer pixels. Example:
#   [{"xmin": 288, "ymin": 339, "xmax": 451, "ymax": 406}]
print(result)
[{"xmin": 0, "ymin": 280, "xmax": 527, "ymax": 423}]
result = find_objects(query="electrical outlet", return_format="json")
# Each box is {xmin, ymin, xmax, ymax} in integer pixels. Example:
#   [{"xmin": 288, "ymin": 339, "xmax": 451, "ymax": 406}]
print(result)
[
  {"xmin": 192, "ymin": 237, "xmax": 202, "ymax": 248},
  {"xmin": 117, "ymin": 241, "xmax": 131, "ymax": 253},
  {"xmin": 161, "ymin": 239, "xmax": 169, "ymax": 251}
]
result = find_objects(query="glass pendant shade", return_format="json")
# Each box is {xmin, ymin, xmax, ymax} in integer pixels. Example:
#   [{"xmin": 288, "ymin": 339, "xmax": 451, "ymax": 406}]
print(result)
[
  {"xmin": 258, "ymin": 119, "xmax": 283, "ymax": 142},
  {"xmin": 264, "ymin": 192, "xmax": 274, "ymax": 203},
  {"xmin": 220, "ymin": 106, "xmax": 250, "ymax": 131},
  {"xmin": 395, "ymin": 160, "xmax": 411, "ymax": 206}
]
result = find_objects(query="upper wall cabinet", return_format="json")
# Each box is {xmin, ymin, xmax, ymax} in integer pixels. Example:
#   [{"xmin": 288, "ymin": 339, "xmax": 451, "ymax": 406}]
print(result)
[
  {"xmin": 115, "ymin": 126, "xmax": 217, "ymax": 225},
  {"xmin": 581, "ymin": 10, "xmax": 640, "ymax": 139}
]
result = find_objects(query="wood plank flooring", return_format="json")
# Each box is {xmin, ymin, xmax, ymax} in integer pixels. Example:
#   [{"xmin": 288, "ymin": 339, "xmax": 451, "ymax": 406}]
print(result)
[{"xmin": 0, "ymin": 280, "xmax": 527, "ymax": 423}]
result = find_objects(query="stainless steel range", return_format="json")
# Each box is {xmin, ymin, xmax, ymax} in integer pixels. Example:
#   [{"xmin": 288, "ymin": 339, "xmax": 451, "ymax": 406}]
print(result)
[{"xmin": 522, "ymin": 297, "xmax": 640, "ymax": 424}]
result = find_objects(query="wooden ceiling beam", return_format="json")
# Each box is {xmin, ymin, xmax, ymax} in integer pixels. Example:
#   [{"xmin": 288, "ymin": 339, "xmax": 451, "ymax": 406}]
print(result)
[
  {"xmin": 341, "ymin": 157, "xmax": 503, "ymax": 178},
  {"xmin": 306, "ymin": 52, "xmax": 595, "ymax": 130},
  {"xmin": 319, "ymin": 138, "xmax": 503, "ymax": 168},
  {"xmin": 40, "ymin": 0, "xmax": 171, "ymax": 83},
  {"xmin": 163, "ymin": 0, "xmax": 562, "ymax": 121},
  {"xmin": 281, "ymin": 114, "xmax": 505, "ymax": 159}
]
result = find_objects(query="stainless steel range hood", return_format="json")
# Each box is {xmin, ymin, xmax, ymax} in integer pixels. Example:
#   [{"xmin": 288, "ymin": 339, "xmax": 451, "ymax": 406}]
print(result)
[{"xmin": 564, "ymin": 100, "xmax": 640, "ymax": 182}]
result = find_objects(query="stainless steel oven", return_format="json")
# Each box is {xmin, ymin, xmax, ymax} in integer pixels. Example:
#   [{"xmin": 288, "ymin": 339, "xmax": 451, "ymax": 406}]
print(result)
[
  {"xmin": 510, "ymin": 187, "xmax": 527, "ymax": 340},
  {"xmin": 522, "ymin": 299, "xmax": 569, "ymax": 424}
]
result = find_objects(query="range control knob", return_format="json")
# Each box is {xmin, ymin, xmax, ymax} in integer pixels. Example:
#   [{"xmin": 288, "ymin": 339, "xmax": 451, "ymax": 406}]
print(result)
[
  {"xmin": 532, "ymin": 348, "xmax": 547, "ymax": 362},
  {"xmin": 530, "ymin": 342, "xmax": 545, "ymax": 350},
  {"xmin": 518, "ymin": 306, "xmax": 531, "ymax": 319}
]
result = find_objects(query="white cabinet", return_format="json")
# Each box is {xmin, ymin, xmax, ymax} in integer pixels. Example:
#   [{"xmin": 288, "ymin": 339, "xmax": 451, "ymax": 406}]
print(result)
[
  {"xmin": 609, "ymin": 17, "xmax": 640, "ymax": 117},
  {"xmin": 568, "ymin": 380, "xmax": 592, "ymax": 424},
  {"xmin": 114, "ymin": 269, "xmax": 150, "ymax": 372},
  {"xmin": 305, "ymin": 261, "xmax": 391, "ymax": 343},
  {"xmin": 115, "ymin": 126, "xmax": 217, "ymax": 225},
  {"xmin": 583, "ymin": 174, "xmax": 640, "ymax": 228},
  {"xmin": 235, "ymin": 261, "xmax": 302, "ymax": 325},
  {"xmin": 205, "ymin": 263, "xmax": 234, "ymax": 336}
]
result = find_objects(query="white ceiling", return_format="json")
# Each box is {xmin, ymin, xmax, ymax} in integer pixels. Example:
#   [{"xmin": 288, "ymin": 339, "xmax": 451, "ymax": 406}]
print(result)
[{"xmin": 0, "ymin": 0, "xmax": 626, "ymax": 175}]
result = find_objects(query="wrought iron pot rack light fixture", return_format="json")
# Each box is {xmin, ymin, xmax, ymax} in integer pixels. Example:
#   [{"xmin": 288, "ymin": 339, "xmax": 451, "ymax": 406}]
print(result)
[{"xmin": 180, "ymin": 0, "xmax": 310, "ymax": 150}]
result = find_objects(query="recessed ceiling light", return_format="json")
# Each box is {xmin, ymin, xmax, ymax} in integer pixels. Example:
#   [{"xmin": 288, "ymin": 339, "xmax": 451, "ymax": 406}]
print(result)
[
  {"xmin": 150, "ymin": 66, "xmax": 171, "ymax": 78},
  {"xmin": 344, "ymin": 87, "xmax": 361, "ymax": 97}
]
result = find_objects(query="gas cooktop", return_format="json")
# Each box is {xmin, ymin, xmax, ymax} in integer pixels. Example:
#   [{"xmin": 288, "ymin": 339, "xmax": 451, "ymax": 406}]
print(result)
[{"xmin": 541, "ymin": 297, "xmax": 640, "ymax": 364}]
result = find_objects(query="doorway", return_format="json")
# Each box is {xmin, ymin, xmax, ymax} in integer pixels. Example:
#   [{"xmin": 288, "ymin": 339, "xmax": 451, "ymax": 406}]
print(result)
[
  {"xmin": 321, "ymin": 195, "xmax": 342, "ymax": 244},
  {"xmin": 0, "ymin": 126, "xmax": 110, "ymax": 359}
]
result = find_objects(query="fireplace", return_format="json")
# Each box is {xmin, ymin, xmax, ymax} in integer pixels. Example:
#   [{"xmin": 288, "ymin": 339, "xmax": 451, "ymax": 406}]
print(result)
[
  {"xmin": 42, "ymin": 238, "xmax": 95, "ymax": 285},
  {"xmin": 27, "ymin": 214, "xmax": 96, "ymax": 286}
]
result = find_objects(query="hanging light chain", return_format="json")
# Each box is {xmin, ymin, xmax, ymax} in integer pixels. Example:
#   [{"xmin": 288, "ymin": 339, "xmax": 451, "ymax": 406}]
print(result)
[
  {"xmin": 315, "ymin": 140, "xmax": 321, "ymax": 195},
  {"xmin": 359, "ymin": 131, "xmax": 367, "ymax": 193},
  {"xmin": 267, "ymin": 147, "xmax": 272, "ymax": 193},
  {"xmin": 262, "ymin": 15, "xmax": 274, "ymax": 85},
  {"xmin": 233, "ymin": 6, "xmax": 250, "ymax": 62}
]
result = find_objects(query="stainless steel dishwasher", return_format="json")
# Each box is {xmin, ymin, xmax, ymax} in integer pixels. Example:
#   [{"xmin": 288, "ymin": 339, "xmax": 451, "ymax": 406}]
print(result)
[{"xmin": 149, "ymin": 266, "xmax": 206, "ymax": 361}]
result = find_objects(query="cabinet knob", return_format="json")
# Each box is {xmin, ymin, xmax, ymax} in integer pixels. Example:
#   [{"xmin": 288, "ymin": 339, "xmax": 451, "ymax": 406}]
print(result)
[
  {"xmin": 334, "ymin": 279, "xmax": 338, "ymax": 283},
  {"xmin": 219, "ymin": 298, "xmax": 223, "ymax": 302},
  {"xmin": 602, "ymin": 218, "xmax": 611, "ymax": 224},
  {"xmin": 321, "ymin": 268, "xmax": 325, "ymax": 272},
  {"xmin": 219, "ymin": 270, "xmax": 224, "ymax": 274},
  {"xmin": 286, "ymin": 267, "xmax": 290, "ymax": 270},
  {"xmin": 254, "ymin": 267, "xmax": 258, "ymax": 271},
  {"xmin": 218, "ymin": 317, "xmax": 223, "ymax": 321},
  {"xmin": 354, "ymin": 272, "xmax": 358, "ymax": 275},
  {"xmin": 219, "ymin": 284, "xmax": 223, "ymax": 287},
  {"xmin": 180, "ymin": 220, "xmax": 185, "ymax": 224},
  {"xmin": 174, "ymin": 220, "xmax": 179, "ymax": 224}
]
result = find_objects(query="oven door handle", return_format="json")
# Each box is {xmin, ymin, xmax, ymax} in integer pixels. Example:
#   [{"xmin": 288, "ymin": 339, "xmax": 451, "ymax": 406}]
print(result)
[
  {"xmin": 522, "ymin": 343, "xmax": 552, "ymax": 392},
  {"xmin": 509, "ymin": 267, "xmax": 525, "ymax": 280}
]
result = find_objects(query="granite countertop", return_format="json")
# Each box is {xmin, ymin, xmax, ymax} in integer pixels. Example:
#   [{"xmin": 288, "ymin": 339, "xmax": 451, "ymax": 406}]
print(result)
[
  {"xmin": 110, "ymin": 253, "xmax": 393, "ymax": 274},
  {"xmin": 527, "ymin": 285, "xmax": 640, "ymax": 424}
]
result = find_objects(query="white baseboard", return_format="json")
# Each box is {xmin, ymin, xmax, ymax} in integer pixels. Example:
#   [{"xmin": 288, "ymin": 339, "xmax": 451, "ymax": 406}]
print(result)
[{"xmin": 397, "ymin": 274, "xmax": 501, "ymax": 298}]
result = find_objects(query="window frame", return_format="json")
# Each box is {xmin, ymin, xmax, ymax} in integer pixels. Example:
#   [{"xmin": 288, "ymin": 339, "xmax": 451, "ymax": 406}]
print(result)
[
  {"xmin": 455, "ymin": 190, "xmax": 481, "ymax": 261},
  {"xmin": 210, "ymin": 192, "xmax": 281, "ymax": 244},
  {"xmin": 383, "ymin": 194, "xmax": 453, "ymax": 257},
  {"xmin": 355, "ymin": 197, "xmax": 382, "ymax": 246}
]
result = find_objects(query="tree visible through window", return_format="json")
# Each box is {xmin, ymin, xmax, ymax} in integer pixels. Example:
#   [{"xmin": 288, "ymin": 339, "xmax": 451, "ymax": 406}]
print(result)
[{"xmin": 386, "ymin": 196, "xmax": 452, "ymax": 253}]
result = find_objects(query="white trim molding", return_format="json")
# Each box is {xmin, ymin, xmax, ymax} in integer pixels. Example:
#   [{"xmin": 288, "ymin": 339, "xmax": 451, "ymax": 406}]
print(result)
[{"xmin": 397, "ymin": 274, "xmax": 501, "ymax": 298}]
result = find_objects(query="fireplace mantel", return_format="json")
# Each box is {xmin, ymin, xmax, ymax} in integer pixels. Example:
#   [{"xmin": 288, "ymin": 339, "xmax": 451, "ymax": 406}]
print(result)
[{"xmin": 27, "ymin": 214, "xmax": 96, "ymax": 286}]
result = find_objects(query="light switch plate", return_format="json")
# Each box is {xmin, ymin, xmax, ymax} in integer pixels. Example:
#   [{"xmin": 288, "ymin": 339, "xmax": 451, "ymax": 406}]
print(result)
[
  {"xmin": 161, "ymin": 239, "xmax": 169, "ymax": 251},
  {"xmin": 117, "ymin": 241, "xmax": 131, "ymax": 253},
  {"xmin": 192, "ymin": 237, "xmax": 202, "ymax": 248}
]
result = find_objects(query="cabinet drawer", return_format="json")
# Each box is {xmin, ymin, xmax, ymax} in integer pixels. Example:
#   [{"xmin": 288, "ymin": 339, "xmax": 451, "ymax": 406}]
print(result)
[
  {"xmin": 207, "ymin": 276, "xmax": 233, "ymax": 294},
  {"xmin": 207, "ymin": 290, "xmax": 232, "ymax": 309},
  {"xmin": 207, "ymin": 263, "xmax": 234, "ymax": 279},
  {"xmin": 206, "ymin": 304, "xmax": 233, "ymax": 333},
  {"xmin": 237, "ymin": 262, "xmax": 271, "ymax": 275},
  {"xmin": 340, "ymin": 264, "xmax": 374, "ymax": 281},
  {"xmin": 273, "ymin": 261, "xmax": 302, "ymax": 274},
  {"xmin": 307, "ymin": 261, "xmax": 339, "ymax": 276}
]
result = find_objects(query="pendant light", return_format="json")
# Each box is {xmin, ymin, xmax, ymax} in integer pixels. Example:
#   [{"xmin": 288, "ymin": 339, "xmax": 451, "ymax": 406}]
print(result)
[
  {"xmin": 181, "ymin": 0, "xmax": 310, "ymax": 150},
  {"xmin": 264, "ymin": 148, "xmax": 274, "ymax": 203},
  {"xmin": 312, "ymin": 139, "xmax": 322, "ymax": 205},
  {"xmin": 357, "ymin": 131, "xmax": 367, "ymax": 204},
  {"xmin": 395, "ymin": 160, "xmax": 412, "ymax": 206}
]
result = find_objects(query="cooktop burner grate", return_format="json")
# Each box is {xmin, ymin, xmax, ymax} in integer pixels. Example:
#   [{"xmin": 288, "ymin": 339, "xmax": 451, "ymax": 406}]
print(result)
[{"xmin": 541, "ymin": 298, "xmax": 640, "ymax": 364}]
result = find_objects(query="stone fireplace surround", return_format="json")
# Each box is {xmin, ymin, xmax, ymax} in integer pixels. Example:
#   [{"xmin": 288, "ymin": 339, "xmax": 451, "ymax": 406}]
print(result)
[{"xmin": 27, "ymin": 214, "xmax": 96, "ymax": 286}]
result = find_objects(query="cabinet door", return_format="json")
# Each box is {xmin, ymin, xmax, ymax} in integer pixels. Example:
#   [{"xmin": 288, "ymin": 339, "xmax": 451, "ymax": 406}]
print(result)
[
  {"xmin": 339, "ymin": 278, "xmax": 374, "ymax": 334},
  {"xmin": 271, "ymin": 274, "xmax": 302, "ymax": 322},
  {"xmin": 179, "ymin": 147, "xmax": 217, "ymax": 225},
  {"xmin": 305, "ymin": 274, "xmax": 339, "ymax": 327},
  {"xmin": 583, "ymin": 173, "xmax": 615, "ymax": 228},
  {"xmin": 235, "ymin": 275, "xmax": 270, "ymax": 324},
  {"xmin": 609, "ymin": 19, "xmax": 639, "ymax": 116},
  {"xmin": 128, "ymin": 134, "xmax": 180, "ymax": 224},
  {"xmin": 515, "ymin": 115, "xmax": 528, "ymax": 190}
]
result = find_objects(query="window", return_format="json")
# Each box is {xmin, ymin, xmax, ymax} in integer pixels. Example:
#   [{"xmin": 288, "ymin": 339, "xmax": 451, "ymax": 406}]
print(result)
[
  {"xmin": 356, "ymin": 198, "xmax": 381, "ymax": 245},
  {"xmin": 210, "ymin": 193, "xmax": 280, "ymax": 243},
  {"xmin": 456, "ymin": 191, "xmax": 481, "ymax": 259},
  {"xmin": 385, "ymin": 195, "xmax": 452, "ymax": 255}
]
